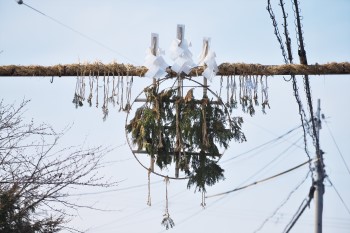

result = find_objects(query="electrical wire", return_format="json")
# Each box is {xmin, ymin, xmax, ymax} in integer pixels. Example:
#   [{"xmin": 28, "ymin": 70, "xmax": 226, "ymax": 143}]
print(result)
[
  {"xmin": 326, "ymin": 176, "xmax": 350, "ymax": 217},
  {"xmin": 67, "ymin": 180, "xmax": 163, "ymax": 197},
  {"xmin": 253, "ymin": 170, "xmax": 310, "ymax": 232},
  {"xmin": 157, "ymin": 193, "xmax": 230, "ymax": 233},
  {"xmin": 283, "ymin": 197, "xmax": 311, "ymax": 233},
  {"xmin": 221, "ymin": 124, "xmax": 302, "ymax": 164},
  {"xmin": 15, "ymin": 0, "xmax": 139, "ymax": 64},
  {"xmin": 206, "ymin": 159, "xmax": 312, "ymax": 199},
  {"xmin": 324, "ymin": 120, "xmax": 350, "ymax": 176},
  {"xmin": 157, "ymin": 135, "xmax": 306, "ymax": 231},
  {"xmin": 236, "ymin": 135, "xmax": 303, "ymax": 188},
  {"xmin": 89, "ymin": 188, "xmax": 188, "ymax": 231}
]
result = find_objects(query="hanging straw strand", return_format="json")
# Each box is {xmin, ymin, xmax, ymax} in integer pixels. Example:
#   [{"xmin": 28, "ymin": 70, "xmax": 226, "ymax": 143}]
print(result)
[{"xmin": 147, "ymin": 168, "xmax": 152, "ymax": 206}]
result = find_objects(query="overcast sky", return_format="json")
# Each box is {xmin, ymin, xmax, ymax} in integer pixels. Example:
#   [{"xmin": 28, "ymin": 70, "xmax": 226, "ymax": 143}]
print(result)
[{"xmin": 1, "ymin": 1, "xmax": 350, "ymax": 233}]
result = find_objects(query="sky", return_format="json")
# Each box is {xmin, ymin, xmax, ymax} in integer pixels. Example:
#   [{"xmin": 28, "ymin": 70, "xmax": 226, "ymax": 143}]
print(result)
[{"xmin": 1, "ymin": 0, "xmax": 350, "ymax": 233}]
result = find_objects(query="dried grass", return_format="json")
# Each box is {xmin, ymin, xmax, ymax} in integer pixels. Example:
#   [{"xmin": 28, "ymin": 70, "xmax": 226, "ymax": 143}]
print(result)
[{"xmin": 0, "ymin": 62, "xmax": 349, "ymax": 77}]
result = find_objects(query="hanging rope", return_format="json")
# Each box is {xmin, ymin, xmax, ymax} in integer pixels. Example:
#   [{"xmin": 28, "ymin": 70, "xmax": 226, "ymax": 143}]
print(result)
[
  {"xmin": 124, "ymin": 76, "xmax": 133, "ymax": 112},
  {"xmin": 102, "ymin": 73, "xmax": 109, "ymax": 121},
  {"xmin": 95, "ymin": 72, "xmax": 99, "ymax": 108},
  {"xmin": 87, "ymin": 71, "xmax": 94, "ymax": 107},
  {"xmin": 161, "ymin": 176, "xmax": 175, "ymax": 230},
  {"xmin": 226, "ymin": 75, "xmax": 230, "ymax": 104},
  {"xmin": 253, "ymin": 75, "xmax": 259, "ymax": 105},
  {"xmin": 230, "ymin": 75, "xmax": 237, "ymax": 108},
  {"xmin": 261, "ymin": 75, "xmax": 270, "ymax": 113},
  {"xmin": 109, "ymin": 73, "xmax": 116, "ymax": 106},
  {"xmin": 72, "ymin": 71, "xmax": 85, "ymax": 108},
  {"xmin": 147, "ymin": 168, "xmax": 152, "ymax": 206},
  {"xmin": 116, "ymin": 73, "xmax": 120, "ymax": 106},
  {"xmin": 219, "ymin": 75, "xmax": 223, "ymax": 98},
  {"xmin": 201, "ymin": 191, "xmax": 206, "ymax": 208},
  {"xmin": 119, "ymin": 76, "xmax": 124, "ymax": 112}
]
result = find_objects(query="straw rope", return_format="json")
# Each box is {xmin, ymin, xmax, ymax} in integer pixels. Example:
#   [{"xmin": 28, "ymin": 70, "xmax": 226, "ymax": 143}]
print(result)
[{"xmin": 1, "ymin": 62, "xmax": 349, "ymax": 77}]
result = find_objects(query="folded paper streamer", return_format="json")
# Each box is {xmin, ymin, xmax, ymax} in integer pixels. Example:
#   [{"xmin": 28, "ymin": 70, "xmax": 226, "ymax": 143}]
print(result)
[
  {"xmin": 198, "ymin": 38, "xmax": 218, "ymax": 82},
  {"xmin": 169, "ymin": 25, "xmax": 195, "ymax": 75},
  {"xmin": 145, "ymin": 27, "xmax": 218, "ymax": 79},
  {"xmin": 144, "ymin": 34, "xmax": 169, "ymax": 79}
]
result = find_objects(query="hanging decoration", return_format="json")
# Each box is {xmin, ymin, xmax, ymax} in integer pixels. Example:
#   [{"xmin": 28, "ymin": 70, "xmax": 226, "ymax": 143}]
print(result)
[
  {"xmin": 224, "ymin": 75, "xmax": 270, "ymax": 116},
  {"xmin": 161, "ymin": 177, "xmax": 175, "ymax": 230},
  {"xmin": 66, "ymin": 24, "xmax": 273, "ymax": 230},
  {"xmin": 198, "ymin": 38, "xmax": 218, "ymax": 82},
  {"xmin": 72, "ymin": 71, "xmax": 85, "ymax": 108},
  {"xmin": 169, "ymin": 25, "xmax": 195, "ymax": 75},
  {"xmin": 70, "ymin": 62, "xmax": 134, "ymax": 119},
  {"xmin": 125, "ymin": 76, "xmax": 246, "ymax": 191},
  {"xmin": 144, "ymin": 33, "xmax": 169, "ymax": 79},
  {"xmin": 201, "ymin": 190, "xmax": 206, "ymax": 208},
  {"xmin": 147, "ymin": 168, "xmax": 152, "ymax": 206},
  {"xmin": 87, "ymin": 71, "xmax": 94, "ymax": 107}
]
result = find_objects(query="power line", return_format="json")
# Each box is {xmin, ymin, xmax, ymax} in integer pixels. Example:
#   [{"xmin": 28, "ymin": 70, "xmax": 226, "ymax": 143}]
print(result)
[
  {"xmin": 206, "ymin": 159, "xmax": 312, "ymax": 199},
  {"xmin": 15, "ymin": 0, "xmax": 138, "ymax": 64},
  {"xmin": 236, "ymin": 136, "xmax": 303, "ymax": 187},
  {"xmin": 326, "ymin": 176, "xmax": 350, "ymax": 217},
  {"xmin": 89, "ymin": 188, "xmax": 188, "ymax": 231},
  {"xmin": 67, "ymin": 180, "xmax": 163, "ymax": 197},
  {"xmin": 253, "ymin": 170, "xmax": 310, "ymax": 232},
  {"xmin": 324, "ymin": 120, "xmax": 350, "ymax": 176},
  {"xmin": 221, "ymin": 124, "xmax": 303, "ymax": 164},
  {"xmin": 283, "ymin": 197, "xmax": 311, "ymax": 233}
]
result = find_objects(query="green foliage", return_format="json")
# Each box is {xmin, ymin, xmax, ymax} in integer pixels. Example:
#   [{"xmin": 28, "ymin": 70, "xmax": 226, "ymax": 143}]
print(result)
[
  {"xmin": 126, "ymin": 84, "xmax": 246, "ymax": 190},
  {"xmin": 186, "ymin": 151, "xmax": 225, "ymax": 192}
]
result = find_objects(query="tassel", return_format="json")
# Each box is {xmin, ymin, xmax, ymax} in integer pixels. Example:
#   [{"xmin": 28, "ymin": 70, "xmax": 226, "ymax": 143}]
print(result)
[
  {"xmin": 95, "ymin": 72, "xmax": 99, "ymax": 108},
  {"xmin": 161, "ymin": 176, "xmax": 175, "ymax": 230},
  {"xmin": 87, "ymin": 71, "xmax": 93, "ymax": 107},
  {"xmin": 201, "ymin": 191, "xmax": 206, "ymax": 208},
  {"xmin": 147, "ymin": 168, "xmax": 152, "ymax": 206}
]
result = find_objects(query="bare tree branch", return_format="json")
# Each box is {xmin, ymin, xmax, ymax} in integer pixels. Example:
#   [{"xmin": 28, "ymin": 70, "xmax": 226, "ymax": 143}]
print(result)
[{"xmin": 0, "ymin": 99, "xmax": 118, "ymax": 232}]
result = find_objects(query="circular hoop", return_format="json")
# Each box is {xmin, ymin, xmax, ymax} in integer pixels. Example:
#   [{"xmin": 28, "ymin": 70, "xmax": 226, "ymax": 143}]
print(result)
[{"xmin": 125, "ymin": 76, "xmax": 233, "ymax": 180}]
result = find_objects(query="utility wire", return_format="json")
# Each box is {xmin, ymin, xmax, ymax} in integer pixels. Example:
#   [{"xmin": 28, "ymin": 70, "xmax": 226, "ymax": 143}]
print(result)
[
  {"xmin": 221, "ymin": 124, "xmax": 302, "ymax": 163},
  {"xmin": 237, "ymin": 136, "xmax": 303, "ymax": 188},
  {"xmin": 324, "ymin": 120, "xmax": 350, "ymax": 175},
  {"xmin": 253, "ymin": 171, "xmax": 310, "ymax": 232},
  {"xmin": 67, "ymin": 180, "xmax": 163, "ymax": 197},
  {"xmin": 206, "ymin": 159, "xmax": 312, "ymax": 199},
  {"xmin": 283, "ymin": 197, "xmax": 311, "ymax": 233},
  {"xmin": 326, "ymin": 176, "xmax": 350, "ymax": 217},
  {"xmin": 15, "ymin": 0, "xmax": 138, "ymax": 64}
]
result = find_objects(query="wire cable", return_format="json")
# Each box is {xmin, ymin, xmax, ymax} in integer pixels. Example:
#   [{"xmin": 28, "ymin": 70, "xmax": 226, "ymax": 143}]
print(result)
[
  {"xmin": 221, "ymin": 124, "xmax": 302, "ymax": 163},
  {"xmin": 15, "ymin": 1, "xmax": 139, "ymax": 64},
  {"xmin": 67, "ymin": 180, "xmax": 163, "ymax": 197},
  {"xmin": 324, "ymin": 120, "xmax": 350, "ymax": 176},
  {"xmin": 236, "ymin": 136, "xmax": 303, "ymax": 188},
  {"xmin": 253, "ymin": 170, "xmax": 310, "ymax": 232},
  {"xmin": 326, "ymin": 176, "xmax": 350, "ymax": 217},
  {"xmin": 206, "ymin": 159, "xmax": 312, "ymax": 199},
  {"xmin": 283, "ymin": 197, "xmax": 311, "ymax": 233}
]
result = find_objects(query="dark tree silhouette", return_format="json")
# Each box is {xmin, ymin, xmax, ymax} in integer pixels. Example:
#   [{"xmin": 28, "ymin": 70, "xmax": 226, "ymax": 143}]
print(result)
[{"xmin": 0, "ymin": 100, "xmax": 116, "ymax": 232}]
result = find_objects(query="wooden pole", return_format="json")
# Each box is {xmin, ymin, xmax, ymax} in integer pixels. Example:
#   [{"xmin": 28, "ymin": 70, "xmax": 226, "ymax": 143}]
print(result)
[
  {"xmin": 150, "ymin": 33, "xmax": 159, "ymax": 173},
  {"xmin": 175, "ymin": 25, "xmax": 185, "ymax": 178},
  {"xmin": 201, "ymin": 38, "xmax": 209, "ymax": 97}
]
